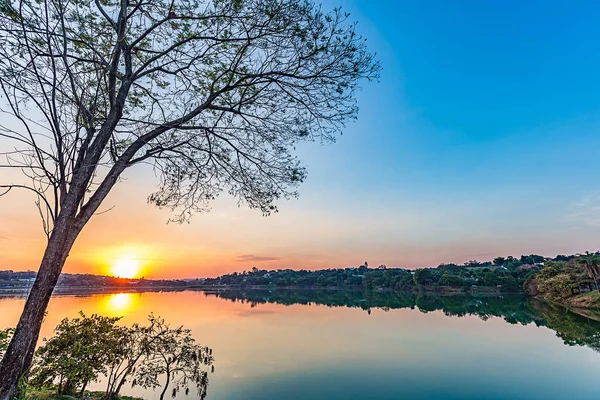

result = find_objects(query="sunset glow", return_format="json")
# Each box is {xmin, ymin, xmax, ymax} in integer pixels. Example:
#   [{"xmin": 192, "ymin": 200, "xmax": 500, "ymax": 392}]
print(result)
[
  {"xmin": 111, "ymin": 257, "xmax": 141, "ymax": 279},
  {"xmin": 107, "ymin": 293, "xmax": 133, "ymax": 312}
]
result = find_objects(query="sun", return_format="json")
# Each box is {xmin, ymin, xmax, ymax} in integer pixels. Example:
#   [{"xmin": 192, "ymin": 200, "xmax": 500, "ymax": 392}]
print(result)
[{"xmin": 111, "ymin": 257, "xmax": 141, "ymax": 279}]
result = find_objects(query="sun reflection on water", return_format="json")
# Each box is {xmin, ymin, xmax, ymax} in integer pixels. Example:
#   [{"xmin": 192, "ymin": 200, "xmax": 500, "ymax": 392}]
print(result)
[{"xmin": 99, "ymin": 293, "xmax": 138, "ymax": 315}]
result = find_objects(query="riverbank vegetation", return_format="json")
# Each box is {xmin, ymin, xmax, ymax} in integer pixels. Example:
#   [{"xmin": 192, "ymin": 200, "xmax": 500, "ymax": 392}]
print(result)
[
  {"xmin": 197, "ymin": 252, "xmax": 600, "ymax": 310},
  {"xmin": 0, "ymin": 314, "xmax": 213, "ymax": 400},
  {"xmin": 0, "ymin": 271, "xmax": 186, "ymax": 291},
  {"xmin": 524, "ymin": 252, "xmax": 600, "ymax": 309},
  {"xmin": 194, "ymin": 254, "xmax": 563, "ymax": 293}
]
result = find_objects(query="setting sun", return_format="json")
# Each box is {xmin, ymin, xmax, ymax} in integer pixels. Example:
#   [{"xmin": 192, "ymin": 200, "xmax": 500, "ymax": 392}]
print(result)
[{"xmin": 111, "ymin": 257, "xmax": 141, "ymax": 279}]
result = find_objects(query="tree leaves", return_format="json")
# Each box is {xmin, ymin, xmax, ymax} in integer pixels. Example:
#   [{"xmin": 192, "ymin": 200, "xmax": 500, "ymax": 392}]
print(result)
[{"xmin": 0, "ymin": 0, "xmax": 380, "ymax": 228}]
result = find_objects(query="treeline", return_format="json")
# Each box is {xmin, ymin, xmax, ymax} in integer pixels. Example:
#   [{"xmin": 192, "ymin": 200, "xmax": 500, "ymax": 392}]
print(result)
[
  {"xmin": 0, "ymin": 271, "xmax": 186, "ymax": 289},
  {"xmin": 57, "ymin": 274, "xmax": 187, "ymax": 289},
  {"xmin": 198, "ymin": 254, "xmax": 577, "ymax": 293},
  {"xmin": 1, "ymin": 314, "xmax": 213, "ymax": 400}
]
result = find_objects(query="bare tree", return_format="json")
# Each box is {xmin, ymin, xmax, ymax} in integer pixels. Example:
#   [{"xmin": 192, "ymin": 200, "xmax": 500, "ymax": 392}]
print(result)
[{"xmin": 0, "ymin": 0, "xmax": 379, "ymax": 396}]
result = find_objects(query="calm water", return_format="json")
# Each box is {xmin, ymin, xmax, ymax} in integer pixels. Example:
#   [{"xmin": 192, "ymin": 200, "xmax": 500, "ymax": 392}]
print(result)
[{"xmin": 1, "ymin": 290, "xmax": 600, "ymax": 400}]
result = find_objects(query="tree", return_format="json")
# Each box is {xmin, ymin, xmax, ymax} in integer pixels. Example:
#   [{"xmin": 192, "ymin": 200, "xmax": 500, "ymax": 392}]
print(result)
[
  {"xmin": 520, "ymin": 254, "xmax": 545, "ymax": 265},
  {"xmin": 30, "ymin": 313, "xmax": 126, "ymax": 397},
  {"xmin": 464, "ymin": 260, "xmax": 481, "ymax": 268},
  {"xmin": 103, "ymin": 315, "xmax": 213, "ymax": 400},
  {"xmin": 0, "ymin": 0, "xmax": 379, "ymax": 394},
  {"xmin": 575, "ymin": 252, "xmax": 600, "ymax": 293},
  {"xmin": 534, "ymin": 261, "xmax": 586, "ymax": 302},
  {"xmin": 497, "ymin": 276, "xmax": 519, "ymax": 292},
  {"xmin": 103, "ymin": 316, "xmax": 170, "ymax": 399},
  {"xmin": 439, "ymin": 273, "xmax": 463, "ymax": 288},
  {"xmin": 413, "ymin": 268, "xmax": 438, "ymax": 287},
  {"xmin": 132, "ymin": 319, "xmax": 213, "ymax": 400},
  {"xmin": 493, "ymin": 257, "xmax": 505, "ymax": 266}
]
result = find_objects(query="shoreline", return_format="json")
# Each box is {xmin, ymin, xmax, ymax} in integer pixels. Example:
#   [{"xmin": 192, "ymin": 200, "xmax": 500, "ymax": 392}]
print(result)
[
  {"xmin": 0, "ymin": 284, "xmax": 521, "ymax": 299},
  {"xmin": 0, "ymin": 286, "xmax": 187, "ymax": 298}
]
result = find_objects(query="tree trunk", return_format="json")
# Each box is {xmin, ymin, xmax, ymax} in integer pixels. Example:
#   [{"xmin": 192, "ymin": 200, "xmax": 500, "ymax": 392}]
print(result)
[
  {"xmin": 79, "ymin": 381, "xmax": 88, "ymax": 398},
  {"xmin": 114, "ymin": 370, "xmax": 130, "ymax": 396},
  {"xmin": 0, "ymin": 214, "xmax": 79, "ymax": 400},
  {"xmin": 63, "ymin": 380, "xmax": 75, "ymax": 397},
  {"xmin": 160, "ymin": 371, "xmax": 171, "ymax": 400}
]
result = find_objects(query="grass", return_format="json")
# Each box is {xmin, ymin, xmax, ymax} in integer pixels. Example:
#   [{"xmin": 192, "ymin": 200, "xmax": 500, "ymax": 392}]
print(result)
[{"xmin": 25, "ymin": 388, "xmax": 143, "ymax": 400}]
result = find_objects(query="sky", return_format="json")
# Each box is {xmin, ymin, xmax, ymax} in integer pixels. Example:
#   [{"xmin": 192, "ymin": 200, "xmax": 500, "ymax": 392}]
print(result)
[{"xmin": 2, "ymin": 0, "xmax": 600, "ymax": 278}]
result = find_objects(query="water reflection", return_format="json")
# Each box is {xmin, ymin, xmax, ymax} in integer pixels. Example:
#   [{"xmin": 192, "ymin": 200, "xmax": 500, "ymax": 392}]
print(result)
[
  {"xmin": 98, "ymin": 292, "xmax": 141, "ymax": 316},
  {"xmin": 1, "ymin": 290, "xmax": 600, "ymax": 400},
  {"xmin": 205, "ymin": 289, "xmax": 600, "ymax": 354},
  {"xmin": 108, "ymin": 292, "xmax": 133, "ymax": 310}
]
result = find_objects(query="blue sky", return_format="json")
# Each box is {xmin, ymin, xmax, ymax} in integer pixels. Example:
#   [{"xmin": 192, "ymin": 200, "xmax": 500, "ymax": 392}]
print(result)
[
  {"xmin": 2, "ymin": 0, "xmax": 600, "ymax": 277},
  {"xmin": 281, "ymin": 0, "xmax": 600, "ymax": 266},
  {"xmin": 311, "ymin": 0, "xmax": 600, "ymax": 195}
]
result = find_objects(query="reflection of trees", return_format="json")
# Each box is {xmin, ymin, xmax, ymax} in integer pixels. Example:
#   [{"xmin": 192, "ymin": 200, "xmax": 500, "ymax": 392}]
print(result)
[
  {"xmin": 529, "ymin": 300, "xmax": 600, "ymax": 353},
  {"xmin": 206, "ymin": 289, "xmax": 600, "ymax": 354},
  {"xmin": 203, "ymin": 289, "xmax": 417, "ymax": 311}
]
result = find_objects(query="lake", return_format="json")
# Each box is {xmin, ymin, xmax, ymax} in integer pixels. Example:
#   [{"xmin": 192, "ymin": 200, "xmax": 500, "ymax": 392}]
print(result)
[{"xmin": 1, "ymin": 290, "xmax": 600, "ymax": 400}]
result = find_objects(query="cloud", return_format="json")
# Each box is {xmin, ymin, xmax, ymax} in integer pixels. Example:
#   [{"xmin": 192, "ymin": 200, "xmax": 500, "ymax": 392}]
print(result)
[
  {"xmin": 235, "ymin": 309, "xmax": 276, "ymax": 317},
  {"xmin": 567, "ymin": 193, "xmax": 600, "ymax": 227},
  {"xmin": 235, "ymin": 254, "xmax": 280, "ymax": 262}
]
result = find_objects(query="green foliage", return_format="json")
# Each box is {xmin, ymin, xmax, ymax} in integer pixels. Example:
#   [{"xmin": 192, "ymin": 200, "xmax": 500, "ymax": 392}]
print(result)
[
  {"xmin": 198, "ymin": 253, "xmax": 592, "ymax": 294},
  {"xmin": 520, "ymin": 254, "xmax": 545, "ymax": 265},
  {"xmin": 529, "ymin": 300, "xmax": 600, "ymax": 353},
  {"xmin": 31, "ymin": 313, "xmax": 127, "ymax": 396},
  {"xmin": 439, "ymin": 274, "xmax": 464, "ymax": 288},
  {"xmin": 25, "ymin": 387, "xmax": 143, "ymax": 400},
  {"xmin": 575, "ymin": 252, "xmax": 600, "ymax": 292},
  {"xmin": 497, "ymin": 276, "xmax": 520, "ymax": 292},
  {"xmin": 413, "ymin": 268, "xmax": 439, "ymax": 286},
  {"xmin": 27, "ymin": 313, "xmax": 214, "ymax": 400},
  {"xmin": 0, "ymin": 327, "xmax": 13, "ymax": 359},
  {"xmin": 104, "ymin": 315, "xmax": 213, "ymax": 400},
  {"xmin": 493, "ymin": 257, "xmax": 506, "ymax": 266},
  {"xmin": 534, "ymin": 261, "xmax": 591, "ymax": 302},
  {"xmin": 0, "ymin": 0, "xmax": 18, "ymax": 20},
  {"xmin": 131, "ymin": 317, "xmax": 213, "ymax": 400},
  {"xmin": 464, "ymin": 260, "xmax": 482, "ymax": 268},
  {"xmin": 201, "ymin": 265, "xmax": 415, "ymax": 291}
]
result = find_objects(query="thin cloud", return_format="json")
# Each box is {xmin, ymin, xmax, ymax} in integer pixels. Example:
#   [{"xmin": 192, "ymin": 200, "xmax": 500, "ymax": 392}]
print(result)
[
  {"xmin": 567, "ymin": 193, "xmax": 600, "ymax": 227},
  {"xmin": 235, "ymin": 309, "xmax": 276, "ymax": 317},
  {"xmin": 235, "ymin": 254, "xmax": 280, "ymax": 262}
]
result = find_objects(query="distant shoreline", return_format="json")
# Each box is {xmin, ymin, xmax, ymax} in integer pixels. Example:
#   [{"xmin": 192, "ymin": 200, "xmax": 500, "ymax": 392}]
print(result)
[
  {"xmin": 0, "ymin": 286, "xmax": 188, "ymax": 298},
  {"xmin": 0, "ymin": 284, "xmax": 507, "ymax": 299}
]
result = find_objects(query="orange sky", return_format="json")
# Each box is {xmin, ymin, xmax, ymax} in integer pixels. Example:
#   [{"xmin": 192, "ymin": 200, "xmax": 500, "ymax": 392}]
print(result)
[{"xmin": 1, "ymin": 163, "xmax": 599, "ymax": 279}]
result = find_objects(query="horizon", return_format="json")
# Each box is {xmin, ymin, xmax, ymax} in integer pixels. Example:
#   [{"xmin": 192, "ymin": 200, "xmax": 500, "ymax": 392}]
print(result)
[
  {"xmin": 2, "ymin": 0, "xmax": 600, "ymax": 279},
  {"xmin": 0, "ymin": 250, "xmax": 588, "ymax": 280}
]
